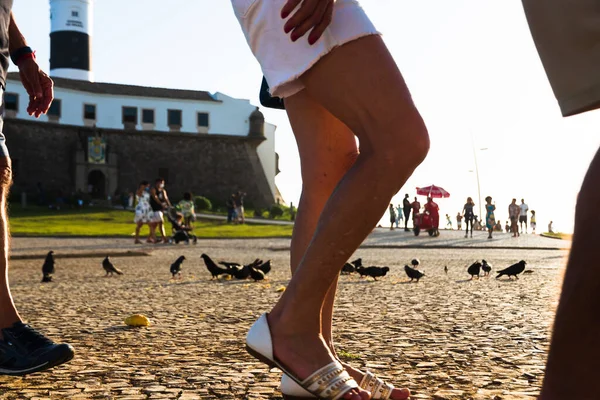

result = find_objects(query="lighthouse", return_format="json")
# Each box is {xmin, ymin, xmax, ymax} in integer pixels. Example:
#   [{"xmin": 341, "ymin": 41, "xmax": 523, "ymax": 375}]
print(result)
[{"xmin": 49, "ymin": 0, "xmax": 93, "ymax": 81}]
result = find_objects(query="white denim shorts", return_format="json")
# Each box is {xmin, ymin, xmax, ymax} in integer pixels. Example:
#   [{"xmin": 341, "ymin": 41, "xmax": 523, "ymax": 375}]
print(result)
[{"xmin": 231, "ymin": 0, "xmax": 379, "ymax": 98}]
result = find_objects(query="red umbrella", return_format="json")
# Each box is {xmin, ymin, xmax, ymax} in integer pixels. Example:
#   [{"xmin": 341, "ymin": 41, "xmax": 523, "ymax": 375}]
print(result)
[{"xmin": 416, "ymin": 185, "xmax": 450, "ymax": 198}]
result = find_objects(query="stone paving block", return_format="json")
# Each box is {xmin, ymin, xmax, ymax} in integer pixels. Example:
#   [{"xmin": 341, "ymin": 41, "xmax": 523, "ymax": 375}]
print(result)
[{"xmin": 0, "ymin": 240, "xmax": 566, "ymax": 399}]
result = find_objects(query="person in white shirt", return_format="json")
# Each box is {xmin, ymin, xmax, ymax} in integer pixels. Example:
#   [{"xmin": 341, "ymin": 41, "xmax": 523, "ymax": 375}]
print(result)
[{"xmin": 519, "ymin": 199, "xmax": 529, "ymax": 234}]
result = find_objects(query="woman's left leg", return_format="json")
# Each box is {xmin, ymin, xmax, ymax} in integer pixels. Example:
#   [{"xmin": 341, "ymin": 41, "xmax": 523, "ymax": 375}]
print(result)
[{"xmin": 286, "ymin": 90, "xmax": 410, "ymax": 399}]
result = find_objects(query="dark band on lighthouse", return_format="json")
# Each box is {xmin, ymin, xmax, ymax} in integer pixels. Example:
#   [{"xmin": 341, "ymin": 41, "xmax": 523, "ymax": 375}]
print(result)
[{"xmin": 50, "ymin": 30, "xmax": 90, "ymax": 71}]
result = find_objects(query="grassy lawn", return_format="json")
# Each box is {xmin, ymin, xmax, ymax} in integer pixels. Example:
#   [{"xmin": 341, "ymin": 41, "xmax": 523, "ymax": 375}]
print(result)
[{"xmin": 8, "ymin": 206, "xmax": 293, "ymax": 238}]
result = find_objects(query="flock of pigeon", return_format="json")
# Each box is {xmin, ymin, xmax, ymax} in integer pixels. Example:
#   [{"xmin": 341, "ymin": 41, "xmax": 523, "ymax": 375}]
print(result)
[
  {"xmin": 341, "ymin": 257, "xmax": 530, "ymax": 282},
  {"xmin": 39, "ymin": 250, "xmax": 529, "ymax": 284},
  {"xmin": 41, "ymin": 250, "xmax": 272, "ymax": 283},
  {"xmin": 187, "ymin": 254, "xmax": 272, "ymax": 281}
]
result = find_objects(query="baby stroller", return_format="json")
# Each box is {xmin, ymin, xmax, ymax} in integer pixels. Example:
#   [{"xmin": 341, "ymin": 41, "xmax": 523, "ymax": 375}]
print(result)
[{"xmin": 165, "ymin": 208, "xmax": 198, "ymax": 245}]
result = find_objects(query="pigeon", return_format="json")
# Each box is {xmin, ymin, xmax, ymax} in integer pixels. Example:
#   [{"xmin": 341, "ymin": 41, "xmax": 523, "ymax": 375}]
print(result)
[
  {"xmin": 201, "ymin": 254, "xmax": 230, "ymax": 279},
  {"xmin": 249, "ymin": 266, "xmax": 266, "ymax": 282},
  {"xmin": 404, "ymin": 265, "xmax": 425, "ymax": 282},
  {"xmin": 444, "ymin": 265, "xmax": 448, "ymax": 274},
  {"xmin": 350, "ymin": 258, "xmax": 363, "ymax": 268},
  {"xmin": 41, "ymin": 251, "xmax": 55, "ymax": 283},
  {"xmin": 496, "ymin": 260, "xmax": 527, "ymax": 279},
  {"xmin": 235, "ymin": 264, "xmax": 253, "ymax": 280},
  {"xmin": 341, "ymin": 262, "xmax": 356, "ymax": 274},
  {"xmin": 356, "ymin": 266, "xmax": 389, "ymax": 281},
  {"xmin": 411, "ymin": 258, "xmax": 420, "ymax": 267},
  {"xmin": 467, "ymin": 261, "xmax": 482, "ymax": 280},
  {"xmin": 481, "ymin": 260, "xmax": 492, "ymax": 276},
  {"xmin": 255, "ymin": 260, "xmax": 271, "ymax": 275},
  {"xmin": 102, "ymin": 256, "xmax": 123, "ymax": 276},
  {"xmin": 170, "ymin": 256, "xmax": 186, "ymax": 278},
  {"xmin": 219, "ymin": 261, "xmax": 242, "ymax": 268}
]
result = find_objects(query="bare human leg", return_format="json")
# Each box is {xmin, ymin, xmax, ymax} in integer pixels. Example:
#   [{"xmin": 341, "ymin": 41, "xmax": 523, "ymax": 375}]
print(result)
[
  {"xmin": 286, "ymin": 91, "xmax": 410, "ymax": 399},
  {"xmin": 134, "ymin": 221, "xmax": 143, "ymax": 244},
  {"xmin": 266, "ymin": 35, "xmax": 429, "ymax": 399},
  {"xmin": 158, "ymin": 221, "xmax": 168, "ymax": 243},
  {"xmin": 0, "ymin": 157, "xmax": 20, "ymax": 335},
  {"xmin": 539, "ymin": 146, "xmax": 600, "ymax": 399},
  {"xmin": 148, "ymin": 222, "xmax": 157, "ymax": 243}
]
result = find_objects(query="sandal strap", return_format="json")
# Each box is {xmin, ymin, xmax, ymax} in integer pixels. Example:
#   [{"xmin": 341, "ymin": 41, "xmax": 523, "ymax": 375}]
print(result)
[
  {"xmin": 372, "ymin": 381, "xmax": 394, "ymax": 400},
  {"xmin": 359, "ymin": 371, "xmax": 395, "ymax": 400},
  {"xmin": 302, "ymin": 361, "xmax": 359, "ymax": 400}
]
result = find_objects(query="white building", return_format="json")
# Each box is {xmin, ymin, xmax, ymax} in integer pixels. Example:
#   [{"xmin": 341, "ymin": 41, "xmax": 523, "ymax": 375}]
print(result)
[{"xmin": 4, "ymin": 75, "xmax": 280, "ymax": 202}]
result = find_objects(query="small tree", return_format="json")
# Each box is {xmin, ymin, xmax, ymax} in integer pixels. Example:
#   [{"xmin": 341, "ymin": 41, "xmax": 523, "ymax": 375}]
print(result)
[
  {"xmin": 194, "ymin": 196, "xmax": 212, "ymax": 211},
  {"xmin": 269, "ymin": 204, "xmax": 284, "ymax": 219}
]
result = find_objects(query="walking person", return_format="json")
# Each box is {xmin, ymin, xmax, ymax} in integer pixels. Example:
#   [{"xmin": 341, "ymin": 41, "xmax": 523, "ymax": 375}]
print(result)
[
  {"xmin": 445, "ymin": 214, "xmax": 452, "ymax": 230},
  {"xmin": 388, "ymin": 203, "xmax": 396, "ymax": 230},
  {"xmin": 462, "ymin": 197, "xmax": 475, "ymax": 238},
  {"xmin": 0, "ymin": 6, "xmax": 74, "ymax": 374},
  {"xmin": 235, "ymin": 1, "xmax": 428, "ymax": 398},
  {"xmin": 402, "ymin": 193, "xmax": 411, "ymax": 231},
  {"xmin": 234, "ymin": 191, "xmax": 246, "ymax": 224},
  {"xmin": 411, "ymin": 196, "xmax": 421, "ymax": 227},
  {"xmin": 519, "ymin": 199, "xmax": 529, "ymax": 234},
  {"xmin": 530, "ymin": 210, "xmax": 536, "ymax": 234},
  {"xmin": 226, "ymin": 194, "xmax": 236, "ymax": 224},
  {"xmin": 508, "ymin": 198, "xmax": 520, "ymax": 237},
  {"xmin": 484, "ymin": 196, "xmax": 496, "ymax": 239},
  {"xmin": 133, "ymin": 181, "xmax": 156, "ymax": 244},
  {"xmin": 456, "ymin": 212, "xmax": 463, "ymax": 231},
  {"xmin": 149, "ymin": 178, "xmax": 172, "ymax": 243},
  {"xmin": 395, "ymin": 203, "xmax": 403, "ymax": 228}
]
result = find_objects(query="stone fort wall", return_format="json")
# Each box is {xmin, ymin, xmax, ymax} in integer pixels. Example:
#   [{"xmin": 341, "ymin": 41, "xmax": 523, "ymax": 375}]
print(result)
[{"xmin": 3, "ymin": 119, "xmax": 275, "ymax": 208}]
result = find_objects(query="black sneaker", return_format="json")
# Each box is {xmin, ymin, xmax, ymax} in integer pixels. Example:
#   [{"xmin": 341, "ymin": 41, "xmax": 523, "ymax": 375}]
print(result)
[{"xmin": 0, "ymin": 322, "xmax": 74, "ymax": 376}]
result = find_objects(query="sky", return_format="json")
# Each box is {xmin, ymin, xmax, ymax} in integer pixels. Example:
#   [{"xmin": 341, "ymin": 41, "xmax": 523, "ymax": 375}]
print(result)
[{"xmin": 11, "ymin": 0, "xmax": 600, "ymax": 233}]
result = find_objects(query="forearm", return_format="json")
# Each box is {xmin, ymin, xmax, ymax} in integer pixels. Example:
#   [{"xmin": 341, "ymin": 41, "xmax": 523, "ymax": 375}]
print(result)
[{"xmin": 8, "ymin": 13, "xmax": 27, "ymax": 54}]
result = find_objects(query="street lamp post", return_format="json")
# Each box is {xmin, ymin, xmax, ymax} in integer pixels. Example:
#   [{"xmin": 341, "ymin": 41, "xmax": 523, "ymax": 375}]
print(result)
[{"xmin": 470, "ymin": 133, "xmax": 487, "ymax": 220}]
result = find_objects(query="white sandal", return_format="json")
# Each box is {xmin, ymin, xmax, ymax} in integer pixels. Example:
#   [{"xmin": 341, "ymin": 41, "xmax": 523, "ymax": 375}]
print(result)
[
  {"xmin": 281, "ymin": 370, "xmax": 396, "ymax": 400},
  {"xmin": 246, "ymin": 314, "xmax": 361, "ymax": 400}
]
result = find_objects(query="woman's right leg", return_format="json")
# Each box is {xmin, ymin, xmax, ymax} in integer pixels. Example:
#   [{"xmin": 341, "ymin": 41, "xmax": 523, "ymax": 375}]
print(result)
[{"xmin": 265, "ymin": 35, "xmax": 429, "ymax": 398}]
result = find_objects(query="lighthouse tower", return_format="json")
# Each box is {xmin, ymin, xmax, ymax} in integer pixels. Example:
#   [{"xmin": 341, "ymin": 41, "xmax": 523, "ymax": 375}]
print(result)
[{"xmin": 49, "ymin": 0, "xmax": 93, "ymax": 81}]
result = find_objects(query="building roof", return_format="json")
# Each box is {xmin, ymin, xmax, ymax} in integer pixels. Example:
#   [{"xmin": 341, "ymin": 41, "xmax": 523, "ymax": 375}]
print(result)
[{"xmin": 6, "ymin": 72, "xmax": 221, "ymax": 103}]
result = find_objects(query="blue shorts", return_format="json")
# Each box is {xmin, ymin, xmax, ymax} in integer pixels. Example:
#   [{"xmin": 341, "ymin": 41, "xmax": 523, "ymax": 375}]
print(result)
[{"xmin": 0, "ymin": 91, "xmax": 9, "ymax": 158}]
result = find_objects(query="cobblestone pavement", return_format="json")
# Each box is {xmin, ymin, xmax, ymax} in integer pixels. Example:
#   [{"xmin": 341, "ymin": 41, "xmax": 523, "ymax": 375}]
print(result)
[{"xmin": 0, "ymin": 238, "xmax": 568, "ymax": 399}]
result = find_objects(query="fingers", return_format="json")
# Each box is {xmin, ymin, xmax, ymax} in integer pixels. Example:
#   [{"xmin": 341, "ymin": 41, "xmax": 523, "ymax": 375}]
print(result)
[
  {"xmin": 38, "ymin": 72, "xmax": 54, "ymax": 115},
  {"xmin": 281, "ymin": 0, "xmax": 302, "ymax": 19},
  {"xmin": 289, "ymin": 0, "xmax": 328, "ymax": 42},
  {"xmin": 308, "ymin": 0, "xmax": 333, "ymax": 45},
  {"xmin": 282, "ymin": 0, "xmax": 334, "ymax": 44},
  {"xmin": 283, "ymin": 0, "xmax": 312, "ymax": 35},
  {"xmin": 28, "ymin": 67, "xmax": 43, "ymax": 117}
]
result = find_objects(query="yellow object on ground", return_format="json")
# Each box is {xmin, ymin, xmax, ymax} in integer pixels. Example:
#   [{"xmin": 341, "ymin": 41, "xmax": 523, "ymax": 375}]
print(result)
[
  {"xmin": 276, "ymin": 286, "xmax": 286, "ymax": 293},
  {"xmin": 125, "ymin": 314, "xmax": 151, "ymax": 327}
]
